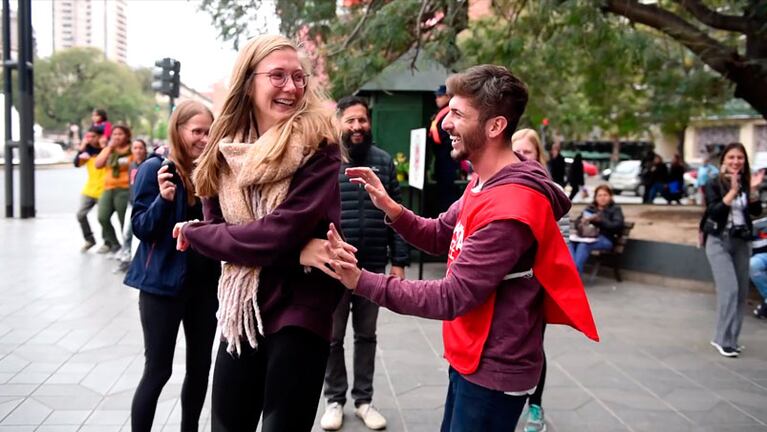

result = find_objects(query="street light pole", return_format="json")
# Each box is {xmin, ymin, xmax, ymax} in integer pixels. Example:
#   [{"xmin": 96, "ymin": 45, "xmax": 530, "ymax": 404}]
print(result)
[
  {"xmin": 3, "ymin": 0, "xmax": 14, "ymax": 218},
  {"xmin": 17, "ymin": 0, "xmax": 34, "ymax": 218}
]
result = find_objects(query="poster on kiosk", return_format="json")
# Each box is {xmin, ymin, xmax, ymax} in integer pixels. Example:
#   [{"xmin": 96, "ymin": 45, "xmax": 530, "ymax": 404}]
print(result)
[{"xmin": 409, "ymin": 128, "xmax": 426, "ymax": 191}]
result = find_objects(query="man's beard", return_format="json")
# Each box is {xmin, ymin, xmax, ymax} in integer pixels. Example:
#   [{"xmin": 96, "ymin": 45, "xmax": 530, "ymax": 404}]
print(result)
[
  {"xmin": 342, "ymin": 130, "xmax": 373, "ymax": 163},
  {"xmin": 450, "ymin": 125, "xmax": 485, "ymax": 162}
]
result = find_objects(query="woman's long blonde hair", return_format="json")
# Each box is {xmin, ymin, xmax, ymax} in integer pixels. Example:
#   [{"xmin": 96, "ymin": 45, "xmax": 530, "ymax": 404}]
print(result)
[
  {"xmin": 511, "ymin": 128, "xmax": 548, "ymax": 165},
  {"xmin": 168, "ymin": 100, "xmax": 213, "ymax": 206},
  {"xmin": 193, "ymin": 34, "xmax": 338, "ymax": 197}
]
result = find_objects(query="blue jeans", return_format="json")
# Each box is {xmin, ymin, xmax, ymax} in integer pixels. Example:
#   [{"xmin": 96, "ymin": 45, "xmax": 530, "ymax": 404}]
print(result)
[
  {"xmin": 569, "ymin": 235, "xmax": 614, "ymax": 273},
  {"xmin": 441, "ymin": 368, "xmax": 527, "ymax": 432},
  {"xmin": 750, "ymin": 253, "xmax": 767, "ymax": 301}
]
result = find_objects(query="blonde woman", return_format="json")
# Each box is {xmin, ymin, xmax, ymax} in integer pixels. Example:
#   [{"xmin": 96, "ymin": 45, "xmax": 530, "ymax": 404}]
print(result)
[
  {"xmin": 511, "ymin": 128, "xmax": 568, "ymax": 432},
  {"xmin": 174, "ymin": 35, "xmax": 346, "ymax": 431},
  {"xmin": 125, "ymin": 101, "xmax": 219, "ymax": 431}
]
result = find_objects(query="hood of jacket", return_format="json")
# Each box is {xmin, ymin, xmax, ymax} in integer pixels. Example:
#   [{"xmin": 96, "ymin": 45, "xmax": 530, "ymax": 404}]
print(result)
[{"xmin": 481, "ymin": 153, "xmax": 571, "ymax": 220}]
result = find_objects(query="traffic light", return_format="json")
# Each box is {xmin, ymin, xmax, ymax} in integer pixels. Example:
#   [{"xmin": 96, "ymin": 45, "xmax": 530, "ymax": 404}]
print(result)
[{"xmin": 151, "ymin": 58, "xmax": 180, "ymax": 98}]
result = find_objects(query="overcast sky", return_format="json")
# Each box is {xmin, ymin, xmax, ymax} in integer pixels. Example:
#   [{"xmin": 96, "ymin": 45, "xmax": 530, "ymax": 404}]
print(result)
[{"xmin": 32, "ymin": 0, "xmax": 278, "ymax": 91}]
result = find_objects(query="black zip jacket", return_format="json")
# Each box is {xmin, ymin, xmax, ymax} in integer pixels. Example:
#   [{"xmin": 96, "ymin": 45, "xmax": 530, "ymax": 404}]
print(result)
[{"xmin": 340, "ymin": 145, "xmax": 410, "ymax": 271}]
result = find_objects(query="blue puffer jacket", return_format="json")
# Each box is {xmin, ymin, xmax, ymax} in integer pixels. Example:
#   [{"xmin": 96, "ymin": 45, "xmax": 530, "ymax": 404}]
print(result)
[{"xmin": 123, "ymin": 155, "xmax": 220, "ymax": 296}]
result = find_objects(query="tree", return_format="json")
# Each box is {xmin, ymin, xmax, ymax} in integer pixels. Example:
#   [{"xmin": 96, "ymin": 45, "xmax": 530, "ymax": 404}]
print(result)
[
  {"xmin": 200, "ymin": 0, "xmax": 765, "ymax": 121},
  {"xmin": 34, "ymin": 47, "xmax": 154, "ymax": 132},
  {"xmin": 600, "ymin": 0, "xmax": 767, "ymax": 120}
]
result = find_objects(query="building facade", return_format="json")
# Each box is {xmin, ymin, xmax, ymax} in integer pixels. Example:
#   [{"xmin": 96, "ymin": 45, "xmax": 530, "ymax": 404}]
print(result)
[{"xmin": 52, "ymin": 0, "xmax": 127, "ymax": 63}]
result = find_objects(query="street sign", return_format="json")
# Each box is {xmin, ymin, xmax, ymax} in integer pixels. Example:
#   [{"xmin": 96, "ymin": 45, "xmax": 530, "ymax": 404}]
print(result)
[{"xmin": 409, "ymin": 128, "xmax": 426, "ymax": 190}]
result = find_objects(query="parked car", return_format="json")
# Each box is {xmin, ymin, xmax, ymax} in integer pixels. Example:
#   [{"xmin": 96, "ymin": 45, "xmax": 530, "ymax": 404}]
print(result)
[{"xmin": 608, "ymin": 160, "xmax": 644, "ymax": 196}]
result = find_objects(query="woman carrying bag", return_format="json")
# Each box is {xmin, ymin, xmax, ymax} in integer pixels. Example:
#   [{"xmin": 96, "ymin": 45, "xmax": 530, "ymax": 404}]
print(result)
[
  {"xmin": 569, "ymin": 184, "xmax": 624, "ymax": 274},
  {"xmin": 702, "ymin": 142, "xmax": 764, "ymax": 358}
]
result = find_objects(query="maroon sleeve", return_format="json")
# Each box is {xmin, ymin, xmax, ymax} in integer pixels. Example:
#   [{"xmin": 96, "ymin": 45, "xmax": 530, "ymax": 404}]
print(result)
[
  {"xmin": 183, "ymin": 146, "xmax": 341, "ymax": 267},
  {"xmin": 355, "ymin": 219, "xmax": 534, "ymax": 320},
  {"xmin": 201, "ymin": 197, "xmax": 225, "ymax": 223},
  {"xmin": 387, "ymin": 199, "xmax": 461, "ymax": 256}
]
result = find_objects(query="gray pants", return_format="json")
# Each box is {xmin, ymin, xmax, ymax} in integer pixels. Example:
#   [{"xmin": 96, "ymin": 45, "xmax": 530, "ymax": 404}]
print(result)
[
  {"xmin": 76, "ymin": 195, "xmax": 98, "ymax": 243},
  {"xmin": 324, "ymin": 288, "xmax": 380, "ymax": 407},
  {"xmin": 705, "ymin": 232, "xmax": 751, "ymax": 349}
]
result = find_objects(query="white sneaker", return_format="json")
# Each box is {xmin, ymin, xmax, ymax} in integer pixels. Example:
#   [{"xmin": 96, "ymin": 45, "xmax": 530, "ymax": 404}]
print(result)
[
  {"xmin": 355, "ymin": 403, "xmax": 387, "ymax": 430},
  {"xmin": 320, "ymin": 402, "xmax": 344, "ymax": 431}
]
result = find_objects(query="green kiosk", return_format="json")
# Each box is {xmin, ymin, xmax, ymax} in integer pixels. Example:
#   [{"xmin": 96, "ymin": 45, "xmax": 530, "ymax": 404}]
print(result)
[{"xmin": 356, "ymin": 49, "xmax": 453, "ymax": 216}]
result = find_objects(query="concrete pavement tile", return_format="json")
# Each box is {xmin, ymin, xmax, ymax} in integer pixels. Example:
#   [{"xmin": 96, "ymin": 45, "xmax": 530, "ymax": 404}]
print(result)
[
  {"xmin": 611, "ymin": 408, "xmax": 693, "ymax": 432},
  {"xmin": 0, "ymin": 397, "xmax": 52, "ymax": 425},
  {"xmin": 395, "ymin": 385, "xmax": 446, "ymax": 410},
  {"xmin": 56, "ymin": 329, "xmax": 99, "ymax": 353},
  {"xmin": 78, "ymin": 426, "xmax": 121, "ymax": 432},
  {"xmin": 22, "ymin": 361, "xmax": 63, "ymax": 373},
  {"xmin": 8, "ymin": 371, "xmax": 52, "ymax": 384},
  {"xmin": 696, "ymin": 426, "xmax": 767, "ymax": 432},
  {"xmin": 96, "ymin": 390, "xmax": 135, "ymax": 410},
  {"xmin": 0, "ymin": 384, "xmax": 36, "ymax": 397},
  {"xmin": 0, "ymin": 427, "xmax": 35, "ymax": 431},
  {"xmin": 43, "ymin": 409, "xmax": 90, "ymax": 424},
  {"xmin": 0, "ymin": 353, "xmax": 29, "ymax": 373},
  {"xmin": 546, "ymin": 407, "xmax": 628, "ymax": 431},
  {"xmin": 36, "ymin": 426, "xmax": 80, "ymax": 432},
  {"xmin": 592, "ymin": 387, "xmax": 673, "ymax": 411},
  {"xmin": 32, "ymin": 385, "xmax": 102, "ymax": 410},
  {"xmin": 0, "ymin": 373, "xmax": 12, "ymax": 384},
  {"xmin": 558, "ymin": 365, "xmax": 639, "ymax": 390},
  {"xmin": 544, "ymin": 386, "xmax": 593, "ymax": 410},
  {"xmin": 680, "ymin": 400, "xmax": 762, "ymax": 426},
  {"xmin": 0, "ymin": 398, "xmax": 22, "ymax": 421},
  {"xmin": 13, "ymin": 344, "xmax": 73, "ymax": 363},
  {"xmin": 84, "ymin": 410, "xmax": 130, "ymax": 425},
  {"xmin": 0, "ymin": 329, "xmax": 38, "ymax": 344},
  {"xmin": 69, "ymin": 345, "xmax": 141, "ymax": 364},
  {"xmin": 572, "ymin": 399, "xmax": 633, "ymax": 427},
  {"xmin": 662, "ymin": 388, "xmax": 720, "ymax": 411},
  {"xmin": 81, "ymin": 357, "xmax": 134, "ymax": 395}
]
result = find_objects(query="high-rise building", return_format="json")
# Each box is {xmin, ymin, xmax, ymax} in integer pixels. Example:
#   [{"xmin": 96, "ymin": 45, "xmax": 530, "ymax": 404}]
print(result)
[{"xmin": 52, "ymin": 0, "xmax": 127, "ymax": 63}]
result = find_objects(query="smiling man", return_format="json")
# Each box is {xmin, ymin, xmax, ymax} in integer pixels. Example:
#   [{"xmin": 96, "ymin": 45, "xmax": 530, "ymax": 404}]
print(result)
[
  {"xmin": 319, "ymin": 96, "xmax": 409, "ymax": 431},
  {"xmin": 327, "ymin": 65, "xmax": 599, "ymax": 432}
]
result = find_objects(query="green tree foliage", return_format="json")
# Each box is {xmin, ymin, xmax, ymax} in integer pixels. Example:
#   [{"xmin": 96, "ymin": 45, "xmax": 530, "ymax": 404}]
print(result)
[
  {"xmin": 34, "ymin": 47, "xmax": 154, "ymax": 132},
  {"xmin": 201, "ymin": 0, "xmax": 764, "ymax": 125},
  {"xmin": 460, "ymin": 2, "xmax": 730, "ymax": 139}
]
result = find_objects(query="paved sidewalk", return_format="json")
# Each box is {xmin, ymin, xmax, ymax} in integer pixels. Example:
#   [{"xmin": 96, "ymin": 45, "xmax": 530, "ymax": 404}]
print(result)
[{"xmin": 1, "ymin": 214, "xmax": 766, "ymax": 431}]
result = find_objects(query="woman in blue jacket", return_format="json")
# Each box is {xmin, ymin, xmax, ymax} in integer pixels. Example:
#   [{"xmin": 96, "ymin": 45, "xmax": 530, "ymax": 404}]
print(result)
[{"xmin": 124, "ymin": 100, "xmax": 220, "ymax": 431}]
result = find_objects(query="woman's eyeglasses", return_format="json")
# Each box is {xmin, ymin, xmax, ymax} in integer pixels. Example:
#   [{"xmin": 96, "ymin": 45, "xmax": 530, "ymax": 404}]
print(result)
[{"xmin": 253, "ymin": 70, "xmax": 309, "ymax": 89}]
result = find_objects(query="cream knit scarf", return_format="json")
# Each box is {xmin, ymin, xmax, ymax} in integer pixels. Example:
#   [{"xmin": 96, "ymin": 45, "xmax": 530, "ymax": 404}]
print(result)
[{"xmin": 216, "ymin": 126, "xmax": 312, "ymax": 354}]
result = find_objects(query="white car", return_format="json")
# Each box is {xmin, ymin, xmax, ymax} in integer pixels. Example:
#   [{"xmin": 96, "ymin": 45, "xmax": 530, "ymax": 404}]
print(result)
[
  {"xmin": 0, "ymin": 139, "xmax": 68, "ymax": 165},
  {"xmin": 608, "ymin": 160, "xmax": 644, "ymax": 196}
]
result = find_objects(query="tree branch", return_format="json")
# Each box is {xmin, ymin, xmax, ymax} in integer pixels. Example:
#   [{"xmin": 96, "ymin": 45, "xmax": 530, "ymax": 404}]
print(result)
[
  {"xmin": 603, "ymin": 0, "xmax": 742, "ymax": 77},
  {"xmin": 328, "ymin": 0, "xmax": 379, "ymax": 56},
  {"xmin": 677, "ymin": 0, "xmax": 749, "ymax": 33},
  {"xmin": 410, "ymin": 0, "xmax": 431, "ymax": 70}
]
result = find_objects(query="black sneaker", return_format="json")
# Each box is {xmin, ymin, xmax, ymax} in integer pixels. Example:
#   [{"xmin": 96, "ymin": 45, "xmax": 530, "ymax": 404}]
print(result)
[
  {"xmin": 754, "ymin": 302, "xmax": 767, "ymax": 320},
  {"xmin": 710, "ymin": 341, "xmax": 739, "ymax": 358}
]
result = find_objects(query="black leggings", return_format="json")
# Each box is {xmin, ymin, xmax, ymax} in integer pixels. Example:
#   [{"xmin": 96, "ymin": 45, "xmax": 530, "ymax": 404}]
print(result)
[
  {"xmin": 528, "ymin": 355, "xmax": 546, "ymax": 406},
  {"xmin": 211, "ymin": 326, "xmax": 330, "ymax": 432},
  {"xmin": 528, "ymin": 325, "xmax": 547, "ymax": 407},
  {"xmin": 131, "ymin": 287, "xmax": 218, "ymax": 432}
]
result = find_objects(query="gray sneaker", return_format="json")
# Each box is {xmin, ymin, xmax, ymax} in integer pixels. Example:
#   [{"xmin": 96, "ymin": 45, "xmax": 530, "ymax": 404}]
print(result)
[{"xmin": 80, "ymin": 240, "xmax": 96, "ymax": 253}]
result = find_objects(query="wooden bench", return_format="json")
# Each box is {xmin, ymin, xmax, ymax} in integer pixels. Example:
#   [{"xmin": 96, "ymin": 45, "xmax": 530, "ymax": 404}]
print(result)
[{"xmin": 588, "ymin": 221, "xmax": 635, "ymax": 282}]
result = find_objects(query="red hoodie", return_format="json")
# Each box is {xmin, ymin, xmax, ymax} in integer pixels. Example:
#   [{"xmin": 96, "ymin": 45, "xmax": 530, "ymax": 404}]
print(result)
[{"xmin": 355, "ymin": 157, "xmax": 597, "ymax": 392}]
